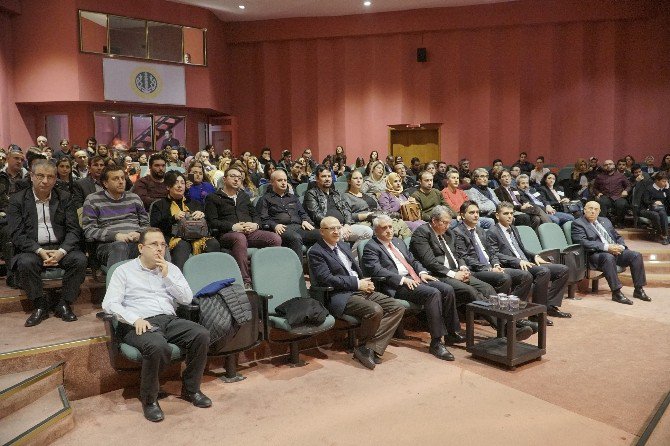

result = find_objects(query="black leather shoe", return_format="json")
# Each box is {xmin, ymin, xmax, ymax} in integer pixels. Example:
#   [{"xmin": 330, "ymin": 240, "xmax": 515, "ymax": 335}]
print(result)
[
  {"xmin": 372, "ymin": 353, "xmax": 382, "ymax": 365},
  {"xmin": 444, "ymin": 332, "xmax": 466, "ymax": 345},
  {"xmin": 142, "ymin": 401, "xmax": 164, "ymax": 422},
  {"xmin": 633, "ymin": 288, "xmax": 651, "ymax": 302},
  {"xmin": 53, "ymin": 303, "xmax": 77, "ymax": 322},
  {"xmin": 25, "ymin": 308, "xmax": 49, "ymax": 327},
  {"xmin": 180, "ymin": 390, "xmax": 212, "ymax": 408},
  {"xmin": 547, "ymin": 306, "xmax": 572, "ymax": 318},
  {"xmin": 429, "ymin": 342, "xmax": 455, "ymax": 361},
  {"xmin": 612, "ymin": 290, "xmax": 633, "ymax": 305},
  {"xmin": 529, "ymin": 315, "xmax": 553, "ymax": 326},
  {"xmin": 516, "ymin": 319, "xmax": 538, "ymax": 333},
  {"xmin": 353, "ymin": 346, "xmax": 376, "ymax": 370},
  {"xmin": 515, "ymin": 326, "xmax": 534, "ymax": 342}
]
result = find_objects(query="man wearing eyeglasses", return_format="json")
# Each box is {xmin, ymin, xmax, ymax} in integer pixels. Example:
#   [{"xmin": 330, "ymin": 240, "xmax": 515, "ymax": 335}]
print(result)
[
  {"xmin": 205, "ymin": 166, "xmax": 281, "ymax": 289},
  {"xmin": 103, "ymin": 227, "xmax": 211, "ymax": 422},
  {"xmin": 8, "ymin": 160, "xmax": 87, "ymax": 327}
]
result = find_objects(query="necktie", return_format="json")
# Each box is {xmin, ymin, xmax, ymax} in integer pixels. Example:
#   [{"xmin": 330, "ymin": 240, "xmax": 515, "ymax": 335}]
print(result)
[
  {"xmin": 333, "ymin": 246, "xmax": 358, "ymax": 278},
  {"xmin": 506, "ymin": 228, "xmax": 528, "ymax": 261},
  {"xmin": 470, "ymin": 228, "xmax": 489, "ymax": 264},
  {"xmin": 595, "ymin": 222, "xmax": 614, "ymax": 244},
  {"xmin": 438, "ymin": 235, "xmax": 458, "ymax": 270},
  {"xmin": 387, "ymin": 243, "xmax": 420, "ymax": 282},
  {"xmin": 508, "ymin": 188, "xmax": 520, "ymax": 205}
]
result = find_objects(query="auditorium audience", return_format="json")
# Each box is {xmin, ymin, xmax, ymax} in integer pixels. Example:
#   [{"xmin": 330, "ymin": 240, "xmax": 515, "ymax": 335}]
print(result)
[
  {"xmin": 442, "ymin": 170, "xmax": 493, "ymax": 228},
  {"xmin": 640, "ymin": 171, "xmax": 670, "ymax": 245},
  {"xmin": 593, "ymin": 159, "xmax": 631, "ymax": 228},
  {"xmin": 512, "ymin": 152, "xmax": 534, "ymax": 175},
  {"xmin": 516, "ymin": 174, "xmax": 574, "ymax": 226},
  {"xmin": 412, "ymin": 171, "xmax": 453, "ymax": 222},
  {"xmin": 54, "ymin": 157, "xmax": 75, "ymax": 193},
  {"xmin": 133, "ymin": 154, "xmax": 168, "ymax": 210},
  {"xmin": 185, "ymin": 162, "xmax": 215, "ymax": 205},
  {"xmin": 378, "ymin": 172, "xmax": 425, "ymax": 231},
  {"xmin": 72, "ymin": 155, "xmax": 105, "ymax": 209},
  {"xmin": 529, "ymin": 155, "xmax": 550, "ymax": 185}
]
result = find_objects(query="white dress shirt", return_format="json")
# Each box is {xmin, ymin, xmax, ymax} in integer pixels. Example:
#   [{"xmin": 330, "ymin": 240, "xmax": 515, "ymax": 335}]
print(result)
[{"xmin": 102, "ymin": 258, "xmax": 193, "ymax": 325}]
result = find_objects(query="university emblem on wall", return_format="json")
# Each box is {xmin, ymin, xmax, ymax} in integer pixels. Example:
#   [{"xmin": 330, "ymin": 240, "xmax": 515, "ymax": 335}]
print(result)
[{"xmin": 130, "ymin": 68, "xmax": 163, "ymax": 99}]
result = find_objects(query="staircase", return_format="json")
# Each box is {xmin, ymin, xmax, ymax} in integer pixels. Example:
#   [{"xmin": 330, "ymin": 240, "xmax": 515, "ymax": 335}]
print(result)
[
  {"xmin": 0, "ymin": 363, "xmax": 74, "ymax": 445},
  {"xmin": 617, "ymin": 229, "xmax": 670, "ymax": 287}
]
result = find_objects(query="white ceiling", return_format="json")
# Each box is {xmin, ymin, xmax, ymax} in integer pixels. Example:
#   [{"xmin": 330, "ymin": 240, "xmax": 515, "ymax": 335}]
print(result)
[{"xmin": 169, "ymin": 0, "xmax": 516, "ymax": 22}]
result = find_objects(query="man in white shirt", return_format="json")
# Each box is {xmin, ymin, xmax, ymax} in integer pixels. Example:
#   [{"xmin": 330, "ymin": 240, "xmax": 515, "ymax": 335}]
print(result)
[{"xmin": 102, "ymin": 228, "xmax": 211, "ymax": 422}]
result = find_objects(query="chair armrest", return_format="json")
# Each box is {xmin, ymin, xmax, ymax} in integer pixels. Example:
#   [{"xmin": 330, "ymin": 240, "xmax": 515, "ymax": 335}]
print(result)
[
  {"xmin": 177, "ymin": 303, "xmax": 200, "ymax": 322},
  {"xmin": 309, "ymin": 285, "xmax": 334, "ymax": 293},
  {"xmin": 369, "ymin": 276, "xmax": 388, "ymax": 283},
  {"xmin": 536, "ymin": 248, "xmax": 561, "ymax": 264},
  {"xmin": 256, "ymin": 293, "xmax": 273, "ymax": 300},
  {"xmin": 96, "ymin": 311, "xmax": 115, "ymax": 321}
]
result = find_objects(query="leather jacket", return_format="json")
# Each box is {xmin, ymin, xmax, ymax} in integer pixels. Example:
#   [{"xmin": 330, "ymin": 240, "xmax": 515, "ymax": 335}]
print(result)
[{"xmin": 303, "ymin": 186, "xmax": 354, "ymax": 225}]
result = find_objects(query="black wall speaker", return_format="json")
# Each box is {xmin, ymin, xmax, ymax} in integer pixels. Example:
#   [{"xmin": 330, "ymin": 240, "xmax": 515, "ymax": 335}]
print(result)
[{"xmin": 417, "ymin": 47, "xmax": 427, "ymax": 63}]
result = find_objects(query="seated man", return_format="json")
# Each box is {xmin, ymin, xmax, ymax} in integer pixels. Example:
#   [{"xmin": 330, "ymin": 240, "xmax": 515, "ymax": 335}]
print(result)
[
  {"xmin": 495, "ymin": 169, "xmax": 550, "ymax": 229},
  {"xmin": 452, "ymin": 200, "xmax": 535, "ymax": 339},
  {"xmin": 256, "ymin": 169, "xmax": 320, "ymax": 260},
  {"xmin": 304, "ymin": 165, "xmax": 372, "ymax": 247},
  {"xmin": 409, "ymin": 206, "xmax": 497, "ymax": 308},
  {"xmin": 516, "ymin": 174, "xmax": 574, "ymax": 226},
  {"xmin": 308, "ymin": 216, "xmax": 404, "ymax": 370},
  {"xmin": 102, "ymin": 228, "xmax": 211, "ymax": 422},
  {"xmin": 572, "ymin": 201, "xmax": 650, "ymax": 305},
  {"xmin": 72, "ymin": 155, "xmax": 106, "ymax": 209},
  {"xmin": 593, "ymin": 160, "xmax": 632, "ymax": 228},
  {"xmin": 641, "ymin": 171, "xmax": 669, "ymax": 245},
  {"xmin": 8, "ymin": 160, "xmax": 87, "ymax": 326},
  {"xmin": 442, "ymin": 170, "xmax": 493, "ymax": 228},
  {"xmin": 412, "ymin": 171, "xmax": 455, "ymax": 222},
  {"xmin": 362, "ymin": 215, "xmax": 464, "ymax": 361},
  {"xmin": 82, "ymin": 165, "xmax": 149, "ymax": 268},
  {"xmin": 465, "ymin": 168, "xmax": 502, "ymax": 222},
  {"xmin": 487, "ymin": 202, "xmax": 571, "ymax": 323},
  {"xmin": 132, "ymin": 153, "xmax": 168, "ymax": 210},
  {"xmin": 394, "ymin": 162, "xmax": 418, "ymax": 190},
  {"xmin": 205, "ymin": 166, "xmax": 281, "ymax": 289}
]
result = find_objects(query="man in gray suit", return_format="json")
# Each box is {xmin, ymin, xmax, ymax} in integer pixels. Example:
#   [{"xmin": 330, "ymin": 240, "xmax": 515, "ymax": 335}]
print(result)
[{"xmin": 572, "ymin": 201, "xmax": 649, "ymax": 305}]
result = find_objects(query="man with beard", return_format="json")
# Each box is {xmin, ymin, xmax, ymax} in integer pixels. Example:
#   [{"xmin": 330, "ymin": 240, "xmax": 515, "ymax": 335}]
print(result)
[
  {"xmin": 512, "ymin": 151, "xmax": 534, "ymax": 175},
  {"xmin": 593, "ymin": 159, "xmax": 632, "ymax": 228},
  {"xmin": 132, "ymin": 154, "xmax": 168, "ymax": 210},
  {"xmin": 72, "ymin": 155, "xmax": 106, "ymax": 209}
]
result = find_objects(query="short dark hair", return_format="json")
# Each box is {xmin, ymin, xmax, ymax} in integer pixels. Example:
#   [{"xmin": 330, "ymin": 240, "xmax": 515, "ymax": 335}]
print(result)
[
  {"xmin": 519, "ymin": 151, "xmax": 527, "ymax": 157},
  {"xmin": 654, "ymin": 171, "xmax": 668, "ymax": 181},
  {"xmin": 631, "ymin": 163, "xmax": 642, "ymax": 172},
  {"xmin": 315, "ymin": 165, "xmax": 331, "ymax": 176},
  {"xmin": 89, "ymin": 155, "xmax": 105, "ymax": 166},
  {"xmin": 139, "ymin": 227, "xmax": 164, "ymax": 245},
  {"xmin": 411, "ymin": 157, "xmax": 420, "ymax": 164},
  {"xmin": 459, "ymin": 200, "xmax": 479, "ymax": 214},
  {"xmin": 224, "ymin": 166, "xmax": 242, "ymax": 177},
  {"xmin": 164, "ymin": 171, "xmax": 185, "ymax": 188},
  {"xmin": 26, "ymin": 147, "xmax": 47, "ymax": 168},
  {"xmin": 87, "ymin": 137, "xmax": 97, "ymax": 145},
  {"xmin": 536, "ymin": 156, "xmax": 545, "ymax": 162},
  {"xmin": 496, "ymin": 201, "xmax": 515, "ymax": 213},
  {"xmin": 149, "ymin": 153, "xmax": 166, "ymax": 167},
  {"xmin": 100, "ymin": 165, "xmax": 125, "ymax": 183}
]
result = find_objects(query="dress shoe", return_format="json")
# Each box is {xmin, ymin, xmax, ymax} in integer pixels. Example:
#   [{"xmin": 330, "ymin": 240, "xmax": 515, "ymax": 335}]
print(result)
[
  {"xmin": 529, "ymin": 315, "xmax": 553, "ymax": 326},
  {"xmin": 180, "ymin": 390, "xmax": 212, "ymax": 408},
  {"xmin": 515, "ymin": 326, "xmax": 534, "ymax": 342},
  {"xmin": 372, "ymin": 353, "xmax": 382, "ymax": 365},
  {"xmin": 353, "ymin": 346, "xmax": 376, "ymax": 370},
  {"xmin": 444, "ymin": 332, "xmax": 466, "ymax": 345},
  {"xmin": 429, "ymin": 341, "xmax": 455, "ymax": 361},
  {"xmin": 516, "ymin": 319, "xmax": 538, "ymax": 333},
  {"xmin": 612, "ymin": 290, "xmax": 633, "ymax": 305},
  {"xmin": 142, "ymin": 401, "xmax": 164, "ymax": 422},
  {"xmin": 547, "ymin": 306, "xmax": 572, "ymax": 318},
  {"xmin": 53, "ymin": 303, "xmax": 77, "ymax": 322},
  {"xmin": 662, "ymin": 237, "xmax": 669, "ymax": 246},
  {"xmin": 25, "ymin": 308, "xmax": 49, "ymax": 327},
  {"xmin": 633, "ymin": 288, "xmax": 651, "ymax": 302}
]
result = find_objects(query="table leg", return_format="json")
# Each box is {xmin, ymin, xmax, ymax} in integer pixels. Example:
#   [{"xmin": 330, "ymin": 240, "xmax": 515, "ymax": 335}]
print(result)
[
  {"xmin": 506, "ymin": 317, "xmax": 515, "ymax": 368},
  {"xmin": 538, "ymin": 312, "xmax": 547, "ymax": 350},
  {"xmin": 466, "ymin": 308, "xmax": 475, "ymax": 349}
]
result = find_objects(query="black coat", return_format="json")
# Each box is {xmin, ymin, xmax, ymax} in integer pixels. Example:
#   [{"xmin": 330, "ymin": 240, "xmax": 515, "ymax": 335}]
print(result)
[
  {"xmin": 150, "ymin": 196, "xmax": 205, "ymax": 241},
  {"xmin": 409, "ymin": 222, "xmax": 465, "ymax": 278}
]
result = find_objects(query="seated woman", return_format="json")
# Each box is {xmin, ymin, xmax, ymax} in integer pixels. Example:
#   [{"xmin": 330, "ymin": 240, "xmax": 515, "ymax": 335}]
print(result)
[
  {"xmin": 361, "ymin": 160, "xmax": 387, "ymax": 197},
  {"xmin": 259, "ymin": 160, "xmax": 277, "ymax": 186},
  {"xmin": 150, "ymin": 171, "xmax": 221, "ymax": 271},
  {"xmin": 378, "ymin": 172, "xmax": 426, "ymax": 232},
  {"xmin": 641, "ymin": 171, "xmax": 670, "ymax": 245},
  {"xmin": 55, "ymin": 157, "xmax": 75, "ymax": 193},
  {"xmin": 346, "ymin": 170, "xmax": 411, "ymax": 238},
  {"xmin": 238, "ymin": 166, "xmax": 259, "ymax": 199},
  {"xmin": 564, "ymin": 158, "xmax": 590, "ymax": 200},
  {"xmin": 209, "ymin": 157, "xmax": 231, "ymax": 188},
  {"xmin": 539, "ymin": 171, "xmax": 581, "ymax": 219},
  {"xmin": 246, "ymin": 156, "xmax": 262, "ymax": 187},
  {"xmin": 186, "ymin": 162, "xmax": 215, "ymax": 205}
]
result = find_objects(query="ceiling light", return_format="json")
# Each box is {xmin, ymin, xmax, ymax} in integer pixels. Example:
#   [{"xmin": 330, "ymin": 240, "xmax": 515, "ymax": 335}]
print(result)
[
  {"xmin": 238, "ymin": 5, "xmax": 245, "ymax": 9},
  {"xmin": 364, "ymin": 1, "xmax": 372, "ymax": 6}
]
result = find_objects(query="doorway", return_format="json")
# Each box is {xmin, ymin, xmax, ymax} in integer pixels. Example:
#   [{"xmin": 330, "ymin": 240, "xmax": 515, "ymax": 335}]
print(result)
[{"xmin": 388, "ymin": 123, "xmax": 441, "ymax": 162}]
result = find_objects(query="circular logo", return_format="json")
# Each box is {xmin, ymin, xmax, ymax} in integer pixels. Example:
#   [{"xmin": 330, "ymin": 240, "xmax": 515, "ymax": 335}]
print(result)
[{"xmin": 135, "ymin": 71, "xmax": 158, "ymax": 94}]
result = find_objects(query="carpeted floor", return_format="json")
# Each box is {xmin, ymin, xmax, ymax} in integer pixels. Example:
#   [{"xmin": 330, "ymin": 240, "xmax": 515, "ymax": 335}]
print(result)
[{"xmin": 53, "ymin": 285, "xmax": 669, "ymax": 445}]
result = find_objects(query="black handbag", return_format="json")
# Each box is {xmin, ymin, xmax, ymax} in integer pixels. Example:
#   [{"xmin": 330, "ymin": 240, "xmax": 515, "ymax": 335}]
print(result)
[
  {"xmin": 562, "ymin": 200, "xmax": 583, "ymax": 214},
  {"xmin": 173, "ymin": 213, "xmax": 209, "ymax": 240}
]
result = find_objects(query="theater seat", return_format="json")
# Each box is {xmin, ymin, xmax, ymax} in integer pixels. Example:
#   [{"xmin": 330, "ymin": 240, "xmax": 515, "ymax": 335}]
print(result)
[
  {"xmin": 537, "ymin": 222, "xmax": 586, "ymax": 299},
  {"xmin": 251, "ymin": 247, "xmax": 335, "ymax": 366}
]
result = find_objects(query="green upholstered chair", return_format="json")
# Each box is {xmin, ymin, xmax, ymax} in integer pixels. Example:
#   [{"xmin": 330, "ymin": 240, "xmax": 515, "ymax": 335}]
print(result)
[
  {"xmin": 251, "ymin": 247, "xmax": 335, "ymax": 366},
  {"xmin": 257, "ymin": 183, "xmax": 269, "ymax": 197},
  {"xmin": 183, "ymin": 252, "xmax": 266, "ymax": 382},
  {"xmin": 334, "ymin": 182, "xmax": 348, "ymax": 194},
  {"xmin": 295, "ymin": 182, "xmax": 309, "ymax": 197},
  {"xmin": 538, "ymin": 222, "xmax": 589, "ymax": 297}
]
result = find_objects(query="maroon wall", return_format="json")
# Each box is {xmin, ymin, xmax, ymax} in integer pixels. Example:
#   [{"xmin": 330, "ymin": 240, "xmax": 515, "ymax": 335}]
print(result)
[{"xmin": 225, "ymin": 0, "xmax": 670, "ymax": 167}]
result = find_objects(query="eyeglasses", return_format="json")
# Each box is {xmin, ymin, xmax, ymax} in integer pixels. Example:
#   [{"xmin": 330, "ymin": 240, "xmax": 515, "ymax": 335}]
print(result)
[
  {"xmin": 33, "ymin": 173, "xmax": 56, "ymax": 181},
  {"xmin": 321, "ymin": 226, "xmax": 342, "ymax": 232},
  {"xmin": 227, "ymin": 174, "xmax": 242, "ymax": 179},
  {"xmin": 145, "ymin": 242, "xmax": 167, "ymax": 250}
]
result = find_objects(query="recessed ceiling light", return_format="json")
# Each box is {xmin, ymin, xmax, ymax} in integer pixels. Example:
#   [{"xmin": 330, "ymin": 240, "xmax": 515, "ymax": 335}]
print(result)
[
  {"xmin": 364, "ymin": 1, "xmax": 372, "ymax": 6},
  {"xmin": 238, "ymin": 5, "xmax": 245, "ymax": 9}
]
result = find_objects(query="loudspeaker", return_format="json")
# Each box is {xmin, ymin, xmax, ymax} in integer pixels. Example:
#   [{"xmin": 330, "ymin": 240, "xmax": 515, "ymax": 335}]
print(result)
[{"xmin": 417, "ymin": 47, "xmax": 427, "ymax": 63}]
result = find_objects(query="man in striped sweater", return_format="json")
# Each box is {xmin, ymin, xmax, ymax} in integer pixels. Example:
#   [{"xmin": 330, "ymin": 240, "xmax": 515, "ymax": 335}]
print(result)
[{"xmin": 83, "ymin": 165, "xmax": 149, "ymax": 268}]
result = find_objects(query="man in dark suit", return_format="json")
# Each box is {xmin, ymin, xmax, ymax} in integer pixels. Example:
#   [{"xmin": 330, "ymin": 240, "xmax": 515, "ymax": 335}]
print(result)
[
  {"xmin": 71, "ymin": 155, "xmax": 106, "ymax": 208},
  {"xmin": 571, "ymin": 201, "xmax": 650, "ymax": 305},
  {"xmin": 487, "ymin": 202, "xmax": 571, "ymax": 322},
  {"xmin": 8, "ymin": 160, "xmax": 88, "ymax": 327},
  {"xmin": 452, "ymin": 200, "xmax": 535, "ymax": 338},
  {"xmin": 362, "ymin": 215, "xmax": 464, "ymax": 362},
  {"xmin": 494, "ymin": 169, "xmax": 550, "ymax": 229},
  {"xmin": 409, "ymin": 206, "xmax": 496, "ymax": 307},
  {"xmin": 308, "ymin": 216, "xmax": 404, "ymax": 370}
]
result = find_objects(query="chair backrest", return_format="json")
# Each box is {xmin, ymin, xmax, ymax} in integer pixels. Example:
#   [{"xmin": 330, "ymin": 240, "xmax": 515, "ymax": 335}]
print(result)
[
  {"xmin": 537, "ymin": 222, "xmax": 569, "ymax": 250},
  {"xmin": 183, "ymin": 252, "xmax": 243, "ymax": 294},
  {"xmin": 167, "ymin": 166, "xmax": 185, "ymax": 173},
  {"xmin": 251, "ymin": 247, "xmax": 308, "ymax": 314},
  {"xmin": 630, "ymin": 179, "xmax": 652, "ymax": 217},
  {"xmin": 334, "ymin": 182, "xmax": 348, "ymax": 194},
  {"xmin": 140, "ymin": 166, "xmax": 149, "ymax": 177},
  {"xmin": 556, "ymin": 167, "xmax": 573, "ymax": 183},
  {"xmin": 295, "ymin": 182, "xmax": 309, "ymax": 197},
  {"xmin": 105, "ymin": 259, "xmax": 134, "ymax": 288},
  {"xmin": 336, "ymin": 174, "xmax": 349, "ymax": 182},
  {"xmin": 258, "ymin": 183, "xmax": 269, "ymax": 197},
  {"xmin": 516, "ymin": 225, "xmax": 543, "ymax": 255},
  {"xmin": 563, "ymin": 220, "xmax": 573, "ymax": 244},
  {"xmin": 357, "ymin": 239, "xmax": 370, "ymax": 270}
]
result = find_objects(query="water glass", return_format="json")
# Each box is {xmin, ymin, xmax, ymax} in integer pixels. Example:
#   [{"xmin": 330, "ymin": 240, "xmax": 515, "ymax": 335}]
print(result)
[
  {"xmin": 488, "ymin": 295, "xmax": 499, "ymax": 308},
  {"xmin": 498, "ymin": 296, "xmax": 509, "ymax": 311},
  {"xmin": 509, "ymin": 296, "xmax": 520, "ymax": 311}
]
